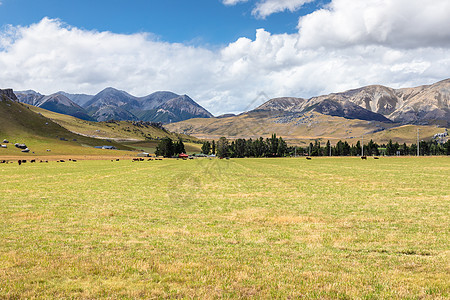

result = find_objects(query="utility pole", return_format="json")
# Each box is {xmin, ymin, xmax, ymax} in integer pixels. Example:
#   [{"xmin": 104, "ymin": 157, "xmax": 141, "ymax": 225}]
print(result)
[{"xmin": 417, "ymin": 128, "xmax": 420, "ymax": 156}]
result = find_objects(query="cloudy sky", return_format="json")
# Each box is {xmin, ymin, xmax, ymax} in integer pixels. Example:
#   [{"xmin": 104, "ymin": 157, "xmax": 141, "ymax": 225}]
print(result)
[{"xmin": 0, "ymin": 0, "xmax": 449, "ymax": 115}]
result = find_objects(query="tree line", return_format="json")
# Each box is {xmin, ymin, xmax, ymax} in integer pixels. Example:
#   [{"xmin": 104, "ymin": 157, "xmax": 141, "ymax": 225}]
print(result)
[
  {"xmin": 200, "ymin": 136, "xmax": 450, "ymax": 157},
  {"xmin": 155, "ymin": 135, "xmax": 450, "ymax": 158}
]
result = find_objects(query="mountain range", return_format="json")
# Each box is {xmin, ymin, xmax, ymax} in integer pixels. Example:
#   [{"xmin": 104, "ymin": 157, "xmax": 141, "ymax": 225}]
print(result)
[
  {"xmin": 12, "ymin": 79, "xmax": 450, "ymax": 129},
  {"xmin": 15, "ymin": 88, "xmax": 213, "ymax": 123},
  {"xmin": 256, "ymin": 78, "xmax": 449, "ymax": 126},
  {"xmin": 165, "ymin": 79, "xmax": 449, "ymax": 140}
]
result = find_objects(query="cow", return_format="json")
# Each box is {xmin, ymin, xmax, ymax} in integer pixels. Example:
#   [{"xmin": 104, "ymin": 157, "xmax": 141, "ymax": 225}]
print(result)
[
  {"xmin": 306, "ymin": 157, "xmax": 312, "ymax": 160},
  {"xmin": 374, "ymin": 157, "xmax": 379, "ymax": 160},
  {"xmin": 361, "ymin": 156, "xmax": 367, "ymax": 160},
  {"xmin": 18, "ymin": 160, "xmax": 21, "ymax": 165},
  {"xmin": 30, "ymin": 159, "xmax": 36, "ymax": 163}
]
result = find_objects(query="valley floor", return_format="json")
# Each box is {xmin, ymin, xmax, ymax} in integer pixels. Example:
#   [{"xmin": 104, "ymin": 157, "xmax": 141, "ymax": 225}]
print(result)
[{"xmin": 0, "ymin": 157, "xmax": 448, "ymax": 298}]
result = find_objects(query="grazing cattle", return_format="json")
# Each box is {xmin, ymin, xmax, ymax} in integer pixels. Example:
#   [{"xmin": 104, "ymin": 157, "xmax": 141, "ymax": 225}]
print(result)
[
  {"xmin": 30, "ymin": 159, "xmax": 36, "ymax": 163},
  {"xmin": 374, "ymin": 157, "xmax": 379, "ymax": 160},
  {"xmin": 139, "ymin": 158, "xmax": 144, "ymax": 161},
  {"xmin": 132, "ymin": 158, "xmax": 139, "ymax": 162},
  {"xmin": 18, "ymin": 160, "xmax": 21, "ymax": 165},
  {"xmin": 59, "ymin": 160, "xmax": 65, "ymax": 162},
  {"xmin": 361, "ymin": 156, "xmax": 367, "ymax": 160},
  {"xmin": 116, "ymin": 159, "xmax": 120, "ymax": 161},
  {"xmin": 21, "ymin": 160, "xmax": 26, "ymax": 163},
  {"xmin": 0, "ymin": 160, "xmax": 6, "ymax": 164},
  {"xmin": 72, "ymin": 160, "xmax": 77, "ymax": 162},
  {"xmin": 306, "ymin": 157, "xmax": 312, "ymax": 160}
]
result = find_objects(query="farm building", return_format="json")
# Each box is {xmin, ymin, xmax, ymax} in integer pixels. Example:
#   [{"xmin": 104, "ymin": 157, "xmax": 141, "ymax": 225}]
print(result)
[
  {"xmin": 95, "ymin": 146, "xmax": 117, "ymax": 150},
  {"xmin": 137, "ymin": 152, "xmax": 150, "ymax": 157}
]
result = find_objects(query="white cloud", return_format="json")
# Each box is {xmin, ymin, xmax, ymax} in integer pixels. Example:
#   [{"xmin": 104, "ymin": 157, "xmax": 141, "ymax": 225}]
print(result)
[
  {"xmin": 1, "ymin": 0, "xmax": 450, "ymax": 116},
  {"xmin": 222, "ymin": 0, "xmax": 248, "ymax": 5},
  {"xmin": 253, "ymin": 0, "xmax": 314, "ymax": 19},
  {"xmin": 297, "ymin": 0, "xmax": 450, "ymax": 48}
]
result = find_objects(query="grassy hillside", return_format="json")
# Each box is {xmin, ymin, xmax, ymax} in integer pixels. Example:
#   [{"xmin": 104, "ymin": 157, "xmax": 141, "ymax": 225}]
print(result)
[
  {"xmin": 0, "ymin": 98, "xmax": 133, "ymax": 156},
  {"xmin": 166, "ymin": 111, "xmax": 447, "ymax": 145},
  {"xmin": 0, "ymin": 157, "xmax": 448, "ymax": 298},
  {"xmin": 28, "ymin": 105, "xmax": 199, "ymax": 143}
]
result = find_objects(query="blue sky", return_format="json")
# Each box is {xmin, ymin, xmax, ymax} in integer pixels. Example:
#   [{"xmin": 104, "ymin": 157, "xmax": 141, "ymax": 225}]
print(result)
[
  {"xmin": 0, "ymin": 0, "xmax": 449, "ymax": 115},
  {"xmin": 0, "ymin": 0, "xmax": 328, "ymax": 46}
]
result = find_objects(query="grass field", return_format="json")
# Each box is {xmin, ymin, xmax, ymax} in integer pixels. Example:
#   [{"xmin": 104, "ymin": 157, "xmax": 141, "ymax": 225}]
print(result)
[{"xmin": 0, "ymin": 157, "xmax": 449, "ymax": 298}]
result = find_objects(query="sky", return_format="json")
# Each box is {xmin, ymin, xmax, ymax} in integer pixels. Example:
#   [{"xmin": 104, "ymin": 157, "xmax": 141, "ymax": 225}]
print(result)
[{"xmin": 0, "ymin": 0, "xmax": 449, "ymax": 115}]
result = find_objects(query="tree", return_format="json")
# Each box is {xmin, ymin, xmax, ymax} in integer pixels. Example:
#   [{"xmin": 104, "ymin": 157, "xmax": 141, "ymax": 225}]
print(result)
[
  {"xmin": 276, "ymin": 137, "xmax": 288, "ymax": 157},
  {"xmin": 216, "ymin": 137, "xmax": 229, "ymax": 158},
  {"xmin": 234, "ymin": 139, "xmax": 246, "ymax": 158},
  {"xmin": 174, "ymin": 139, "xmax": 185, "ymax": 155},
  {"xmin": 386, "ymin": 139, "xmax": 395, "ymax": 156},
  {"xmin": 326, "ymin": 140, "xmax": 331, "ymax": 156},
  {"xmin": 155, "ymin": 138, "xmax": 174, "ymax": 157},
  {"xmin": 201, "ymin": 141, "xmax": 211, "ymax": 155},
  {"xmin": 211, "ymin": 140, "xmax": 216, "ymax": 155},
  {"xmin": 269, "ymin": 134, "xmax": 279, "ymax": 156}
]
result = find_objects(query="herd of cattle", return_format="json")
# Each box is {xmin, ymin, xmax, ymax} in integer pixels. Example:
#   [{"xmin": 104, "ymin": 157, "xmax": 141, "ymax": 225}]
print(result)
[
  {"xmin": 305, "ymin": 156, "xmax": 379, "ymax": 160},
  {"xmin": 0, "ymin": 157, "xmax": 165, "ymax": 165}
]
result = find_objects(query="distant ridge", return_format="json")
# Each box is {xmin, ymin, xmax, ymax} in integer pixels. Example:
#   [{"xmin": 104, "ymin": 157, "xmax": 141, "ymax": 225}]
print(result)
[
  {"xmin": 165, "ymin": 79, "xmax": 449, "ymax": 141},
  {"xmin": 256, "ymin": 78, "xmax": 450, "ymax": 126},
  {"xmin": 16, "ymin": 88, "xmax": 213, "ymax": 123},
  {"xmin": 15, "ymin": 91, "xmax": 94, "ymax": 121}
]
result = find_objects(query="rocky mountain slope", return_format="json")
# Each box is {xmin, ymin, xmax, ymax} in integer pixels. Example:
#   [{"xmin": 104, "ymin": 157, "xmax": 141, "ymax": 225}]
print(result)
[
  {"xmin": 15, "ymin": 88, "xmax": 213, "ymax": 123},
  {"xmin": 15, "ymin": 91, "xmax": 94, "ymax": 121},
  {"xmin": 166, "ymin": 79, "xmax": 449, "ymax": 142},
  {"xmin": 84, "ymin": 87, "xmax": 213, "ymax": 123},
  {"xmin": 58, "ymin": 91, "xmax": 94, "ymax": 107},
  {"xmin": 256, "ymin": 79, "xmax": 450, "ymax": 126}
]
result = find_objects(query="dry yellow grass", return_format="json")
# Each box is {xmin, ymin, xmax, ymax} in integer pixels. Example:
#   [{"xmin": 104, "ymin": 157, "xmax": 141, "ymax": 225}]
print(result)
[{"xmin": 0, "ymin": 157, "xmax": 448, "ymax": 298}]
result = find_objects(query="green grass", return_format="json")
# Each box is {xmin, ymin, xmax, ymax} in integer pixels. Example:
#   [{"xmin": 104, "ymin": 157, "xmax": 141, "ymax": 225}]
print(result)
[
  {"xmin": 0, "ymin": 157, "xmax": 449, "ymax": 298},
  {"xmin": 0, "ymin": 99, "xmax": 133, "ymax": 155},
  {"xmin": 28, "ymin": 104, "xmax": 199, "ymax": 143}
]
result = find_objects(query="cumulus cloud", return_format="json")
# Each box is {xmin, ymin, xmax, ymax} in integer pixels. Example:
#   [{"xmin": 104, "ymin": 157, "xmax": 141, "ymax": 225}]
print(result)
[
  {"xmin": 297, "ymin": 0, "xmax": 450, "ymax": 48},
  {"xmin": 253, "ymin": 0, "xmax": 314, "ymax": 19},
  {"xmin": 222, "ymin": 0, "xmax": 248, "ymax": 5},
  {"xmin": 1, "ymin": 0, "xmax": 450, "ymax": 116}
]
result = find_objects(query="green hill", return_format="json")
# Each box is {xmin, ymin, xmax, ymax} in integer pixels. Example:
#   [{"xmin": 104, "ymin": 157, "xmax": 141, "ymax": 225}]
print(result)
[
  {"xmin": 27, "ymin": 105, "xmax": 202, "ymax": 154},
  {"xmin": 0, "ymin": 91, "xmax": 132, "ymax": 156}
]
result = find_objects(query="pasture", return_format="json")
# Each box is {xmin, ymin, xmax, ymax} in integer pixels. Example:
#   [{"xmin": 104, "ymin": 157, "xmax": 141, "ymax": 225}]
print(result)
[{"xmin": 0, "ymin": 157, "xmax": 449, "ymax": 298}]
